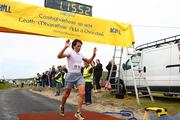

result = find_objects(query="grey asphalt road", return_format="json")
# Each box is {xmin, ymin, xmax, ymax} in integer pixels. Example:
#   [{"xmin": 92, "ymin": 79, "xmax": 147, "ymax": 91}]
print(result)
[{"xmin": 0, "ymin": 88, "xmax": 76, "ymax": 120}]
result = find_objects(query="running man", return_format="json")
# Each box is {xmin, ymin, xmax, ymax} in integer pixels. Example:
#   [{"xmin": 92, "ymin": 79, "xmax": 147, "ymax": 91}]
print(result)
[{"xmin": 57, "ymin": 39, "xmax": 96, "ymax": 120}]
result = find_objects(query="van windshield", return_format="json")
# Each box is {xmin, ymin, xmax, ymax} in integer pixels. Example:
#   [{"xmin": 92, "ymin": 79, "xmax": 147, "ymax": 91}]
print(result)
[
  {"xmin": 123, "ymin": 53, "xmax": 141, "ymax": 70},
  {"xmin": 130, "ymin": 53, "xmax": 141, "ymax": 66}
]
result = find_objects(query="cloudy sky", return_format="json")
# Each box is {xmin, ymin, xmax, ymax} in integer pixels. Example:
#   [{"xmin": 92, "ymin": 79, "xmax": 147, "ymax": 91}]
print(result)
[{"xmin": 1, "ymin": 0, "xmax": 180, "ymax": 79}]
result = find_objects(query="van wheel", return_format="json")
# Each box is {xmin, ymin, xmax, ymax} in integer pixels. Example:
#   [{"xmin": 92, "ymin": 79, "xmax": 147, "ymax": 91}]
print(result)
[
  {"xmin": 115, "ymin": 94, "xmax": 124, "ymax": 99},
  {"xmin": 141, "ymin": 92, "xmax": 148, "ymax": 95}
]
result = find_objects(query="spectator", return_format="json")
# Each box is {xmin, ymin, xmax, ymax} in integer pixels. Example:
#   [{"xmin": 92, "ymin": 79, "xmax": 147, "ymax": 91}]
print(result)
[
  {"xmin": 91, "ymin": 61, "xmax": 97, "ymax": 92},
  {"xmin": 83, "ymin": 61, "xmax": 93, "ymax": 105},
  {"xmin": 94, "ymin": 59, "xmax": 103, "ymax": 91},
  {"xmin": 35, "ymin": 73, "xmax": 42, "ymax": 92},
  {"xmin": 41, "ymin": 72, "xmax": 48, "ymax": 88},
  {"xmin": 44, "ymin": 71, "xmax": 49, "ymax": 86},
  {"xmin": 106, "ymin": 60, "xmax": 117, "ymax": 89},
  {"xmin": 21, "ymin": 82, "xmax": 24, "ymax": 88},
  {"xmin": 62, "ymin": 65, "xmax": 68, "ymax": 87},
  {"xmin": 47, "ymin": 68, "xmax": 51, "ymax": 88},
  {"xmin": 54, "ymin": 66, "xmax": 63, "ymax": 96},
  {"xmin": 50, "ymin": 66, "xmax": 56, "ymax": 87}
]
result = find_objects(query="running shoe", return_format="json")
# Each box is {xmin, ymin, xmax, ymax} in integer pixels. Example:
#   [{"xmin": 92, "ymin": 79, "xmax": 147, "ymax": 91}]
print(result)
[
  {"xmin": 59, "ymin": 106, "xmax": 64, "ymax": 116},
  {"xmin": 74, "ymin": 112, "xmax": 84, "ymax": 120}
]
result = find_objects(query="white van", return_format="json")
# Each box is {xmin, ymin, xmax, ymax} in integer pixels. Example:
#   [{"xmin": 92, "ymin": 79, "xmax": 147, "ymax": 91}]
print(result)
[{"xmin": 122, "ymin": 35, "xmax": 180, "ymax": 96}]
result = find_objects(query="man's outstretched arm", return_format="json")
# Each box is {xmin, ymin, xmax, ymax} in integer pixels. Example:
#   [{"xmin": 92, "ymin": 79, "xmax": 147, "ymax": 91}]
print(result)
[
  {"xmin": 83, "ymin": 47, "xmax": 96, "ymax": 63},
  {"xmin": 57, "ymin": 39, "xmax": 70, "ymax": 59}
]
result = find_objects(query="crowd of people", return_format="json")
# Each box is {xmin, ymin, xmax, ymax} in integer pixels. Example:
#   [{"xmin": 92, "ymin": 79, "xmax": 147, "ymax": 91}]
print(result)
[
  {"xmin": 34, "ymin": 59, "xmax": 106, "ymax": 96},
  {"xmin": 34, "ymin": 65, "xmax": 67, "ymax": 92}
]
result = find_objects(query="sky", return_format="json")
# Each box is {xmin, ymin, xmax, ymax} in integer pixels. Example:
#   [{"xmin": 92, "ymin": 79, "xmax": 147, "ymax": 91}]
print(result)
[{"xmin": 1, "ymin": 0, "xmax": 180, "ymax": 79}]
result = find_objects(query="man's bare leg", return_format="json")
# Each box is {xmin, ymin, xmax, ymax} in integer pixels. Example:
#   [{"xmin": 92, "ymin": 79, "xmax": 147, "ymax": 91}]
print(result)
[
  {"xmin": 59, "ymin": 88, "xmax": 71, "ymax": 116},
  {"xmin": 77, "ymin": 84, "xmax": 85, "ymax": 112},
  {"xmin": 74, "ymin": 84, "xmax": 85, "ymax": 120}
]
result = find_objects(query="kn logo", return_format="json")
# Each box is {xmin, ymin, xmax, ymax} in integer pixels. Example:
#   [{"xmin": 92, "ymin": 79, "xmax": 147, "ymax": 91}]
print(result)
[
  {"xmin": 0, "ymin": 4, "xmax": 11, "ymax": 13},
  {"xmin": 110, "ymin": 27, "xmax": 121, "ymax": 34}
]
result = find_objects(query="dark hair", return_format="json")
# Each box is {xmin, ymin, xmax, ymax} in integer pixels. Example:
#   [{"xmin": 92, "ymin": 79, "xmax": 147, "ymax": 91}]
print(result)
[
  {"xmin": 72, "ymin": 39, "xmax": 83, "ymax": 49},
  {"xmin": 96, "ymin": 59, "xmax": 100, "ymax": 63}
]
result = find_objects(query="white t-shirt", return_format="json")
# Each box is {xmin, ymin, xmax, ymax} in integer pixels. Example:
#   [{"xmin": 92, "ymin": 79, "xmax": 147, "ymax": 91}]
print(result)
[{"xmin": 65, "ymin": 50, "xmax": 85, "ymax": 73}]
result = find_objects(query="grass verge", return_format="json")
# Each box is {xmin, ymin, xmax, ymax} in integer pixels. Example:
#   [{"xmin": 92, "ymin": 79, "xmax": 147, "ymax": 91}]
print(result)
[
  {"xmin": 92, "ymin": 90, "xmax": 180, "ymax": 116},
  {"xmin": 0, "ymin": 82, "xmax": 15, "ymax": 90}
]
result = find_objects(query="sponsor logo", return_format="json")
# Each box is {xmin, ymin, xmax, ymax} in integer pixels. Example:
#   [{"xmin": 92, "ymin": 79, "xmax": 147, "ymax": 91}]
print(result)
[
  {"xmin": 110, "ymin": 27, "xmax": 121, "ymax": 34},
  {"xmin": 0, "ymin": 4, "xmax": 11, "ymax": 13}
]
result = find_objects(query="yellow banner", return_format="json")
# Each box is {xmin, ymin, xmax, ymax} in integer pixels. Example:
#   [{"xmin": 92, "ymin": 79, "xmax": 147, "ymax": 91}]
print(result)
[{"xmin": 0, "ymin": 0, "xmax": 134, "ymax": 47}]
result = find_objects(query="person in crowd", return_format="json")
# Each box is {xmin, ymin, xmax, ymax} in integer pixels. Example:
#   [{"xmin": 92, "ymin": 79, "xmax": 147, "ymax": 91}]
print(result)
[
  {"xmin": 83, "ymin": 61, "xmax": 93, "ymax": 105},
  {"xmin": 91, "ymin": 61, "xmax": 97, "ymax": 92},
  {"xmin": 57, "ymin": 39, "xmax": 96, "ymax": 120},
  {"xmin": 62, "ymin": 65, "xmax": 68, "ymax": 87},
  {"xmin": 106, "ymin": 60, "xmax": 117, "ymax": 89},
  {"xmin": 21, "ymin": 82, "xmax": 24, "ymax": 88},
  {"xmin": 47, "ymin": 68, "xmax": 51, "ymax": 88},
  {"xmin": 44, "ymin": 71, "xmax": 49, "ymax": 86},
  {"xmin": 35, "ymin": 73, "xmax": 42, "ymax": 92},
  {"xmin": 41, "ymin": 72, "xmax": 48, "ymax": 88},
  {"xmin": 50, "ymin": 66, "xmax": 56, "ymax": 87},
  {"xmin": 54, "ymin": 66, "xmax": 63, "ymax": 96},
  {"xmin": 94, "ymin": 59, "xmax": 103, "ymax": 91}
]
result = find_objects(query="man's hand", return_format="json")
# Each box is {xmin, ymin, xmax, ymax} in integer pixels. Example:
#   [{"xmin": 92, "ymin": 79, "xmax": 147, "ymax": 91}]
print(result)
[
  {"xmin": 65, "ymin": 39, "xmax": 71, "ymax": 48},
  {"xmin": 93, "ymin": 47, "xmax": 97, "ymax": 55}
]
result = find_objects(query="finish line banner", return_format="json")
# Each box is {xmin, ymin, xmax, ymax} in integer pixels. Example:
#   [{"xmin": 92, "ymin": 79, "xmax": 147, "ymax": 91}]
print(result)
[{"xmin": 0, "ymin": 0, "xmax": 134, "ymax": 47}]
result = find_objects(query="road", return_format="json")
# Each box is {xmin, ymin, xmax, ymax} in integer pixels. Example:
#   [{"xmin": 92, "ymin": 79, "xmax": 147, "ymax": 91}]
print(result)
[{"xmin": 0, "ymin": 88, "xmax": 76, "ymax": 120}]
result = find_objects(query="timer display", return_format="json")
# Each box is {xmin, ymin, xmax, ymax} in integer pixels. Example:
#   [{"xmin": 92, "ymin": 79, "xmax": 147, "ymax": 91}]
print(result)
[{"xmin": 45, "ymin": 0, "xmax": 92, "ymax": 16}]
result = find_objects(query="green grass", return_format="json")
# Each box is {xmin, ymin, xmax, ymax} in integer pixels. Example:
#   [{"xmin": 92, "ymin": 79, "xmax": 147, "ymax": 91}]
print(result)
[
  {"xmin": 92, "ymin": 90, "xmax": 180, "ymax": 116},
  {"xmin": 0, "ymin": 82, "xmax": 15, "ymax": 89},
  {"xmin": 139, "ymin": 95, "xmax": 180, "ymax": 115}
]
